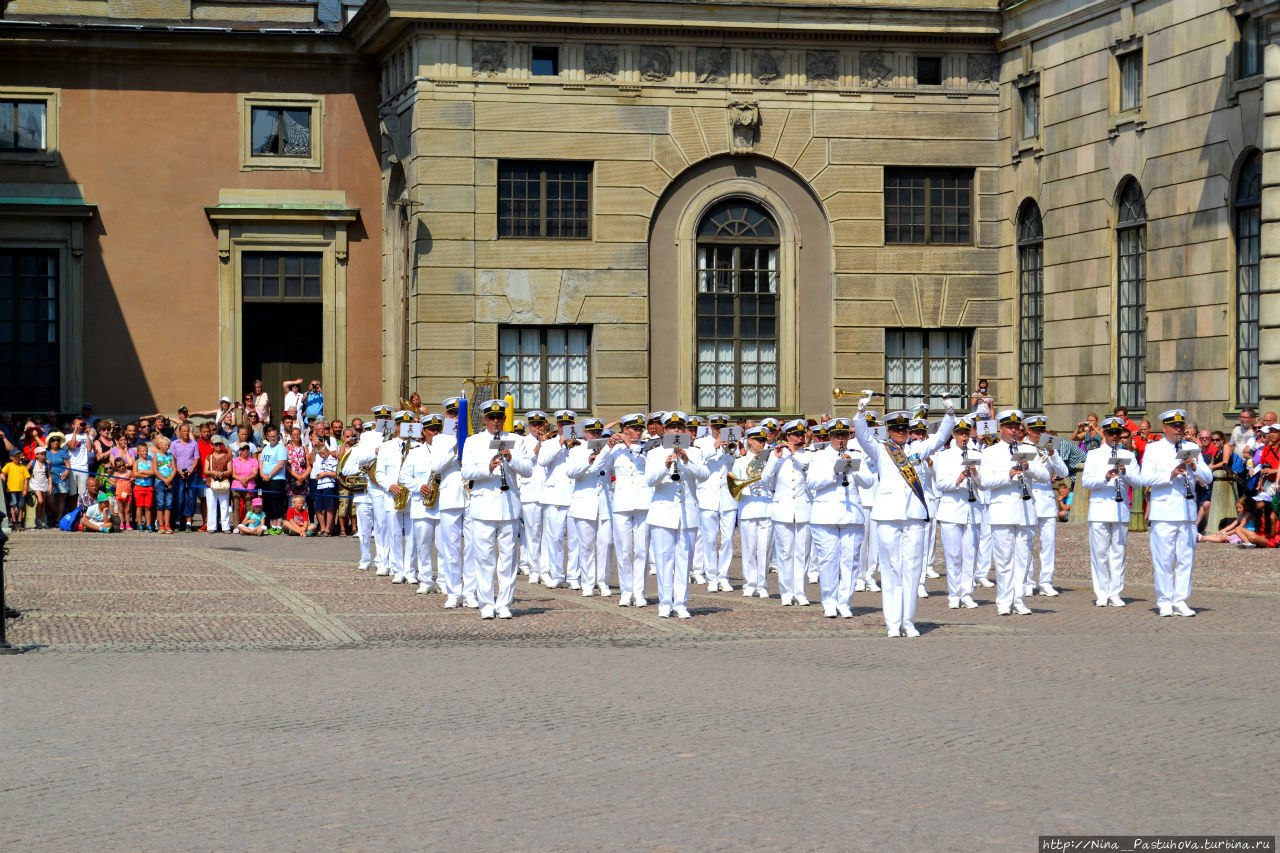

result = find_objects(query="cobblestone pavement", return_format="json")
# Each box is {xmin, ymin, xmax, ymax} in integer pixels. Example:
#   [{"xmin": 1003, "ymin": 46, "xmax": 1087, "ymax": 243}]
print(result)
[{"xmin": 1, "ymin": 525, "xmax": 1276, "ymax": 851}]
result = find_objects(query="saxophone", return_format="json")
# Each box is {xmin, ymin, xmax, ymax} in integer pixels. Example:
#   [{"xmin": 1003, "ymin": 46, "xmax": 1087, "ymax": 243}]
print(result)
[
  {"xmin": 727, "ymin": 448, "xmax": 769, "ymax": 500},
  {"xmin": 422, "ymin": 473, "xmax": 441, "ymax": 508},
  {"xmin": 392, "ymin": 439, "xmax": 413, "ymax": 512}
]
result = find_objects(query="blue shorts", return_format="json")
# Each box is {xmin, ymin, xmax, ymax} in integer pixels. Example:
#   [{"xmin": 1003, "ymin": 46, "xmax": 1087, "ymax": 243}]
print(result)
[
  {"xmin": 6, "ymin": 492, "xmax": 23, "ymax": 509},
  {"xmin": 154, "ymin": 479, "xmax": 173, "ymax": 511},
  {"xmin": 312, "ymin": 492, "xmax": 336, "ymax": 512}
]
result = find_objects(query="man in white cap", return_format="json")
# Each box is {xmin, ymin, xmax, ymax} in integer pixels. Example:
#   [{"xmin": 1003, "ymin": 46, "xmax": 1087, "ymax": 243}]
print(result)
[
  {"xmin": 378, "ymin": 411, "xmax": 418, "ymax": 585},
  {"xmin": 762, "ymin": 418, "xmax": 814, "ymax": 606},
  {"xmin": 854, "ymin": 399, "xmax": 956, "ymax": 637},
  {"xmin": 645, "ymin": 411, "xmax": 708, "ymax": 618},
  {"xmin": 854, "ymin": 412, "xmax": 882, "ymax": 593},
  {"xmin": 1081, "ymin": 416, "xmax": 1136, "ymax": 607},
  {"xmin": 425, "ymin": 412, "xmax": 466, "ymax": 606},
  {"xmin": 1139, "ymin": 409, "xmax": 1211, "ymax": 616},
  {"xmin": 694, "ymin": 413, "xmax": 739, "ymax": 593},
  {"xmin": 338, "ymin": 419, "xmax": 382, "ymax": 571},
  {"xmin": 367, "ymin": 405, "xmax": 395, "ymax": 574},
  {"xmin": 979, "ymin": 409, "xmax": 1049, "ymax": 616},
  {"xmin": 932, "ymin": 415, "xmax": 984, "ymax": 609},
  {"xmin": 908, "ymin": 417, "xmax": 941, "ymax": 596},
  {"xmin": 566, "ymin": 416, "xmax": 613, "ymax": 597},
  {"xmin": 603, "ymin": 413, "xmax": 653, "ymax": 606},
  {"xmin": 732, "ymin": 426, "xmax": 774, "ymax": 598},
  {"xmin": 1024, "ymin": 415, "xmax": 1070, "ymax": 597},
  {"xmin": 537, "ymin": 410, "xmax": 578, "ymax": 588},
  {"xmin": 517, "ymin": 411, "xmax": 549, "ymax": 581},
  {"xmin": 441, "ymin": 397, "xmax": 461, "ymax": 436},
  {"xmin": 402, "ymin": 414, "xmax": 441, "ymax": 594},
  {"xmin": 461, "ymin": 399, "xmax": 534, "ymax": 619},
  {"xmin": 807, "ymin": 418, "xmax": 876, "ymax": 617}
]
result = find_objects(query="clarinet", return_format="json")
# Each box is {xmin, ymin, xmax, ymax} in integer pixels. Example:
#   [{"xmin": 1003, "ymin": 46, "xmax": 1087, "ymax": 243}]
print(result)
[
  {"xmin": 1112, "ymin": 455, "xmax": 1125, "ymax": 503},
  {"xmin": 965, "ymin": 461, "xmax": 978, "ymax": 503},
  {"xmin": 1180, "ymin": 442, "xmax": 1195, "ymax": 500},
  {"xmin": 839, "ymin": 452, "xmax": 850, "ymax": 487},
  {"xmin": 670, "ymin": 458, "xmax": 681, "ymax": 482}
]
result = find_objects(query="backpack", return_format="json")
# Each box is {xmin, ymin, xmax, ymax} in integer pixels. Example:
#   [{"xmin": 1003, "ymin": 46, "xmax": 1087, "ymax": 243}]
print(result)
[{"xmin": 58, "ymin": 506, "xmax": 84, "ymax": 532}]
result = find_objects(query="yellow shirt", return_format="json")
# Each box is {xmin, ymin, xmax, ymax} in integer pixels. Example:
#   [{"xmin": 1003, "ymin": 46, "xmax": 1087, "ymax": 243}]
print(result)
[{"xmin": 3, "ymin": 462, "xmax": 31, "ymax": 493}]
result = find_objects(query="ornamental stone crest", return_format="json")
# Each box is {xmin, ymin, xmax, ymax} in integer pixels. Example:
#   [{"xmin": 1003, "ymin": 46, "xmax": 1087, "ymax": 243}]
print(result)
[
  {"xmin": 472, "ymin": 41, "xmax": 507, "ymax": 78},
  {"xmin": 968, "ymin": 54, "xmax": 998, "ymax": 89},
  {"xmin": 640, "ymin": 46, "xmax": 672, "ymax": 81},
  {"xmin": 585, "ymin": 44, "xmax": 618, "ymax": 80},
  {"xmin": 753, "ymin": 50, "xmax": 782, "ymax": 84},
  {"xmin": 807, "ymin": 51, "xmax": 838, "ymax": 87},
  {"xmin": 728, "ymin": 100, "xmax": 760, "ymax": 153},
  {"xmin": 861, "ymin": 52, "xmax": 892, "ymax": 87},
  {"xmin": 696, "ymin": 48, "xmax": 729, "ymax": 85}
]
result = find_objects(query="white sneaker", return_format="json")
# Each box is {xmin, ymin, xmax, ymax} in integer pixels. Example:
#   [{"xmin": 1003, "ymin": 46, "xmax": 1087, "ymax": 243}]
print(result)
[
  {"xmin": 823, "ymin": 605, "xmax": 837, "ymax": 618},
  {"xmin": 480, "ymin": 606, "xmax": 495, "ymax": 619},
  {"xmin": 866, "ymin": 578, "xmax": 881, "ymax": 592},
  {"xmin": 976, "ymin": 577, "xmax": 994, "ymax": 588},
  {"xmin": 755, "ymin": 588, "xmax": 770, "ymax": 599},
  {"xmin": 1108, "ymin": 595, "xmax": 1126, "ymax": 607},
  {"xmin": 568, "ymin": 580, "xmax": 581, "ymax": 590},
  {"xmin": 807, "ymin": 571, "xmax": 819, "ymax": 584},
  {"xmin": 854, "ymin": 579, "xmax": 866, "ymax": 592},
  {"xmin": 634, "ymin": 597, "xmax": 648, "ymax": 607},
  {"xmin": 794, "ymin": 596, "xmax": 810, "ymax": 606},
  {"xmin": 903, "ymin": 624, "xmax": 921, "ymax": 638},
  {"xmin": 1095, "ymin": 598, "xmax": 1108, "ymax": 607},
  {"xmin": 836, "ymin": 604, "xmax": 853, "ymax": 618},
  {"xmin": 598, "ymin": 583, "xmax": 611, "ymax": 597},
  {"xmin": 648, "ymin": 566, "xmax": 657, "ymax": 576},
  {"xmin": 1159, "ymin": 603, "xmax": 1173, "ymax": 617},
  {"xmin": 463, "ymin": 596, "xmax": 479, "ymax": 609},
  {"xmin": 391, "ymin": 575, "xmax": 406, "ymax": 584},
  {"xmin": 692, "ymin": 572, "xmax": 707, "ymax": 585},
  {"xmin": 674, "ymin": 606, "xmax": 691, "ymax": 619},
  {"xmin": 496, "ymin": 606, "xmax": 513, "ymax": 619},
  {"xmin": 657, "ymin": 605, "xmax": 672, "ymax": 618},
  {"xmin": 1012, "ymin": 600, "xmax": 1032, "ymax": 615},
  {"xmin": 544, "ymin": 579, "xmax": 562, "ymax": 590},
  {"xmin": 1024, "ymin": 584, "xmax": 1036, "ymax": 598},
  {"xmin": 1039, "ymin": 583, "xmax": 1060, "ymax": 597},
  {"xmin": 780, "ymin": 594, "xmax": 794, "ymax": 606},
  {"xmin": 742, "ymin": 585, "xmax": 755, "ymax": 597},
  {"xmin": 718, "ymin": 578, "xmax": 733, "ymax": 592},
  {"xmin": 443, "ymin": 595, "xmax": 459, "ymax": 608},
  {"xmin": 925, "ymin": 568, "xmax": 942, "ymax": 579},
  {"xmin": 917, "ymin": 587, "xmax": 928, "ymax": 599},
  {"xmin": 374, "ymin": 568, "xmax": 389, "ymax": 577},
  {"xmin": 706, "ymin": 583, "xmax": 717, "ymax": 593},
  {"xmin": 416, "ymin": 583, "xmax": 432, "ymax": 594},
  {"xmin": 356, "ymin": 562, "xmax": 371, "ymax": 571},
  {"xmin": 1172, "ymin": 602, "xmax": 1196, "ymax": 617},
  {"xmin": 581, "ymin": 589, "xmax": 594, "ymax": 597},
  {"xmin": 618, "ymin": 593, "xmax": 631, "ymax": 607},
  {"xmin": 947, "ymin": 597, "xmax": 960, "ymax": 609},
  {"xmin": 961, "ymin": 596, "xmax": 978, "ymax": 609},
  {"xmin": 997, "ymin": 607, "xmax": 1011, "ymax": 616},
  {"xmin": 527, "ymin": 573, "xmax": 541, "ymax": 585}
]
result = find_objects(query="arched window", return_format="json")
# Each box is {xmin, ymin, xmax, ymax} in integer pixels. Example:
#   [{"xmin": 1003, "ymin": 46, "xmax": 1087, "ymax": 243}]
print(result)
[
  {"xmin": 695, "ymin": 199, "xmax": 779, "ymax": 409},
  {"xmin": 1235, "ymin": 151, "xmax": 1262, "ymax": 408},
  {"xmin": 1116, "ymin": 179, "xmax": 1147, "ymax": 411},
  {"xmin": 1017, "ymin": 200, "xmax": 1044, "ymax": 412}
]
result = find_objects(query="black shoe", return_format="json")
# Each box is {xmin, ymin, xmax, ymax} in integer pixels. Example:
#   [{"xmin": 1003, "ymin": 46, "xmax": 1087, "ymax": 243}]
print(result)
[{"xmin": 4, "ymin": 606, "xmax": 20, "ymax": 619}]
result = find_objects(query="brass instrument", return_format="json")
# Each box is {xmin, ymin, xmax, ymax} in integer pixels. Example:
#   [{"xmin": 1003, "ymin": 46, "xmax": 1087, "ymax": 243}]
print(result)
[
  {"xmin": 335, "ymin": 448, "xmax": 371, "ymax": 493},
  {"xmin": 392, "ymin": 438, "xmax": 413, "ymax": 512},
  {"xmin": 727, "ymin": 448, "xmax": 769, "ymax": 499},
  {"xmin": 422, "ymin": 472, "xmax": 441, "ymax": 508}
]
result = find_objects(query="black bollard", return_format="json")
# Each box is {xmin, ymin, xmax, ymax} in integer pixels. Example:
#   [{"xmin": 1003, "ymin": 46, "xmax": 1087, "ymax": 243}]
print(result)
[{"xmin": 0, "ymin": 529, "xmax": 24, "ymax": 654}]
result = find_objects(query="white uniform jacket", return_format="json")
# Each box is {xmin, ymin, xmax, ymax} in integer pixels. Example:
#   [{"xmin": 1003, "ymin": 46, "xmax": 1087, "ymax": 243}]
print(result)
[
  {"xmin": 979, "ymin": 440, "xmax": 1050, "ymax": 526},
  {"xmin": 761, "ymin": 448, "xmax": 813, "ymax": 523},
  {"xmin": 1081, "ymin": 444, "xmax": 1136, "ymax": 523},
  {"xmin": 460, "ymin": 429, "xmax": 534, "ymax": 522},
  {"xmin": 853, "ymin": 411, "xmax": 956, "ymax": 522},
  {"xmin": 602, "ymin": 441, "xmax": 652, "ymax": 513},
  {"xmin": 373, "ymin": 437, "xmax": 411, "ymax": 503},
  {"xmin": 731, "ymin": 452, "xmax": 774, "ymax": 521},
  {"xmin": 425, "ymin": 434, "xmax": 466, "ymax": 512},
  {"xmin": 1138, "ymin": 437, "xmax": 1211, "ymax": 523},
  {"xmin": 695, "ymin": 439, "xmax": 740, "ymax": 512},
  {"xmin": 340, "ymin": 433, "xmax": 381, "ymax": 504},
  {"xmin": 933, "ymin": 444, "xmax": 986, "ymax": 525},
  {"xmin": 537, "ymin": 436, "xmax": 575, "ymax": 507},
  {"xmin": 806, "ymin": 445, "xmax": 875, "ymax": 526},
  {"xmin": 644, "ymin": 445, "xmax": 708, "ymax": 530},
  {"xmin": 516, "ymin": 434, "xmax": 546, "ymax": 501},
  {"xmin": 566, "ymin": 443, "xmax": 611, "ymax": 521},
  {"xmin": 1031, "ymin": 445, "xmax": 1070, "ymax": 518},
  {"xmin": 401, "ymin": 443, "xmax": 438, "ymax": 521}
]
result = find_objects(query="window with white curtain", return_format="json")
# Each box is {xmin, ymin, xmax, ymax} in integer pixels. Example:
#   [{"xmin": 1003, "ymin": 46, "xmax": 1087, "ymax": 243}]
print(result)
[
  {"xmin": 884, "ymin": 329, "xmax": 971, "ymax": 413},
  {"xmin": 695, "ymin": 199, "xmax": 779, "ymax": 411},
  {"xmin": 1116, "ymin": 179, "xmax": 1147, "ymax": 411},
  {"xmin": 498, "ymin": 326, "xmax": 591, "ymax": 411},
  {"xmin": 1017, "ymin": 200, "xmax": 1044, "ymax": 412}
]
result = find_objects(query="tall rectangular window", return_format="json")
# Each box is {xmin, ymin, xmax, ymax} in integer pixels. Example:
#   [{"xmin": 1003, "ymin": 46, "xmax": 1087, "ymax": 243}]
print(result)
[
  {"xmin": 1235, "ymin": 153, "xmax": 1262, "ymax": 407},
  {"xmin": 1018, "ymin": 202, "xmax": 1044, "ymax": 412},
  {"xmin": 1118, "ymin": 50, "xmax": 1143, "ymax": 112},
  {"xmin": 499, "ymin": 326, "xmax": 591, "ymax": 411},
  {"xmin": 0, "ymin": 100, "xmax": 47, "ymax": 152},
  {"xmin": 0, "ymin": 251, "xmax": 59, "ymax": 410},
  {"xmin": 498, "ymin": 161, "xmax": 592, "ymax": 239},
  {"xmin": 1116, "ymin": 181, "xmax": 1147, "ymax": 411},
  {"xmin": 1020, "ymin": 84, "xmax": 1040, "ymax": 140},
  {"xmin": 1239, "ymin": 16, "xmax": 1265, "ymax": 79},
  {"xmin": 242, "ymin": 252, "xmax": 322, "ymax": 301},
  {"xmin": 884, "ymin": 329, "xmax": 970, "ymax": 413},
  {"xmin": 250, "ymin": 106, "xmax": 312, "ymax": 157},
  {"xmin": 884, "ymin": 168, "xmax": 973, "ymax": 245}
]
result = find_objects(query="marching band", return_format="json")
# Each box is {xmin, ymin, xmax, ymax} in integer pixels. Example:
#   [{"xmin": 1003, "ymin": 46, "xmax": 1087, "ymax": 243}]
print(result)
[{"xmin": 340, "ymin": 393, "xmax": 1211, "ymax": 634}]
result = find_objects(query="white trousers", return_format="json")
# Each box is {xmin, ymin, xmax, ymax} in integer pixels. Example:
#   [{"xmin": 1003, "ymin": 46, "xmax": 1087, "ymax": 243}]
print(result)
[
  {"xmin": 519, "ymin": 501, "xmax": 543, "ymax": 575},
  {"xmin": 812, "ymin": 523, "xmax": 862, "ymax": 610},
  {"xmin": 1149, "ymin": 519, "xmax": 1196, "ymax": 608},
  {"xmin": 467, "ymin": 518, "xmax": 518, "ymax": 610},
  {"xmin": 409, "ymin": 515, "xmax": 440, "ymax": 583},
  {"xmin": 573, "ymin": 516, "xmax": 614, "ymax": 589},
  {"xmin": 739, "ymin": 517, "xmax": 771, "ymax": 592},
  {"xmin": 975, "ymin": 514, "xmax": 993, "ymax": 580},
  {"xmin": 204, "ymin": 487, "xmax": 231, "ymax": 532},
  {"xmin": 650, "ymin": 525, "xmax": 694, "ymax": 609},
  {"xmin": 919, "ymin": 515, "xmax": 938, "ymax": 581},
  {"xmin": 1088, "ymin": 521, "xmax": 1127, "ymax": 601},
  {"xmin": 1034, "ymin": 515, "xmax": 1058, "ymax": 584},
  {"xmin": 611, "ymin": 510, "xmax": 649, "ymax": 601},
  {"xmin": 939, "ymin": 520, "xmax": 977, "ymax": 600},
  {"xmin": 539, "ymin": 505, "xmax": 575, "ymax": 583},
  {"xmin": 435, "ymin": 509, "xmax": 464, "ymax": 596},
  {"xmin": 771, "ymin": 519, "xmax": 810, "ymax": 599},
  {"xmin": 990, "ymin": 524, "xmax": 1032, "ymax": 612},
  {"xmin": 371, "ymin": 493, "xmax": 390, "ymax": 571},
  {"xmin": 353, "ymin": 498, "xmax": 374, "ymax": 567},
  {"xmin": 699, "ymin": 508, "xmax": 736, "ymax": 584},
  {"xmin": 387, "ymin": 509, "xmax": 411, "ymax": 579},
  {"xmin": 859, "ymin": 514, "xmax": 878, "ymax": 578},
  {"xmin": 876, "ymin": 519, "xmax": 927, "ymax": 634}
]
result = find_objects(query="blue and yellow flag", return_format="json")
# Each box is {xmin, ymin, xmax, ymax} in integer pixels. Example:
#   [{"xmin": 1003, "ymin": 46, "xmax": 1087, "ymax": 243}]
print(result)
[{"xmin": 456, "ymin": 394, "xmax": 470, "ymax": 459}]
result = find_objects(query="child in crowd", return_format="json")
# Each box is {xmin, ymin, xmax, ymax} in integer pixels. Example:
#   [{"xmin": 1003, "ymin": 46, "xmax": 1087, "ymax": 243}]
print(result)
[
  {"xmin": 29, "ymin": 445, "xmax": 50, "ymax": 527},
  {"xmin": 80, "ymin": 492, "xmax": 113, "ymax": 533},
  {"xmin": 282, "ymin": 493, "xmax": 315, "ymax": 536},
  {"xmin": 110, "ymin": 455, "xmax": 134, "ymax": 530},
  {"xmin": 3, "ymin": 449, "xmax": 30, "ymax": 529},
  {"xmin": 133, "ymin": 443, "xmax": 155, "ymax": 531},
  {"xmin": 153, "ymin": 435, "xmax": 176, "ymax": 534},
  {"xmin": 235, "ymin": 497, "xmax": 268, "ymax": 536},
  {"xmin": 46, "ymin": 433, "xmax": 71, "ymax": 524},
  {"xmin": 310, "ymin": 441, "xmax": 338, "ymax": 536},
  {"xmin": 1055, "ymin": 480, "xmax": 1072, "ymax": 522}
]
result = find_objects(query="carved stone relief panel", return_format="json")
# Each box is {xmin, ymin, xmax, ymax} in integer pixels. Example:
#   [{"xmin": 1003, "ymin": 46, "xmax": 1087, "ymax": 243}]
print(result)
[
  {"xmin": 753, "ymin": 49, "xmax": 783, "ymax": 85},
  {"xmin": 585, "ymin": 44, "xmax": 619, "ymax": 80},
  {"xmin": 696, "ymin": 47, "xmax": 729, "ymax": 84},
  {"xmin": 968, "ymin": 54, "xmax": 998, "ymax": 89},
  {"xmin": 861, "ymin": 52, "xmax": 892, "ymax": 87},
  {"xmin": 640, "ymin": 46, "xmax": 673, "ymax": 81},
  {"xmin": 472, "ymin": 41, "xmax": 507, "ymax": 78},
  {"xmin": 807, "ymin": 50, "xmax": 838, "ymax": 88}
]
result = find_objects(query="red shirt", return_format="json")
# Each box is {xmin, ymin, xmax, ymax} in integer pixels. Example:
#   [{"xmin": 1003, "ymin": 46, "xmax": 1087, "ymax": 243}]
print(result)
[
  {"xmin": 197, "ymin": 439, "xmax": 215, "ymax": 477},
  {"xmin": 286, "ymin": 507, "xmax": 309, "ymax": 527}
]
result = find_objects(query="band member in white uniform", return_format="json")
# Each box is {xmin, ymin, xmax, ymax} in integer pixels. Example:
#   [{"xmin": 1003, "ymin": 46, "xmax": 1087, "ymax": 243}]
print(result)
[
  {"xmin": 979, "ymin": 410, "xmax": 1050, "ymax": 616},
  {"xmin": 1138, "ymin": 409, "xmax": 1211, "ymax": 616},
  {"xmin": 422, "ymin": 413, "xmax": 465, "ymax": 605},
  {"xmin": 854, "ymin": 413, "xmax": 881, "ymax": 593},
  {"xmin": 460, "ymin": 399, "xmax": 534, "ymax": 619},
  {"xmin": 694, "ymin": 415, "xmax": 738, "ymax": 593},
  {"xmin": 762, "ymin": 419, "xmax": 814, "ymax": 606},
  {"xmin": 732, "ymin": 426, "xmax": 774, "ymax": 598},
  {"xmin": 367, "ymin": 405, "xmax": 394, "ymax": 575},
  {"xmin": 377, "ymin": 411, "xmax": 416, "ymax": 584},
  {"xmin": 932, "ymin": 416, "xmax": 984, "ymax": 608},
  {"xmin": 1081, "ymin": 416, "xmax": 1136, "ymax": 607},
  {"xmin": 854, "ymin": 399, "xmax": 955, "ymax": 637},
  {"xmin": 567, "ymin": 417, "xmax": 613, "ymax": 597},
  {"xmin": 807, "ymin": 418, "xmax": 875, "ymax": 618},
  {"xmin": 644, "ymin": 411, "xmax": 708, "ymax": 618},
  {"xmin": 908, "ymin": 418, "xmax": 942, "ymax": 596},
  {"xmin": 517, "ymin": 411, "xmax": 549, "ymax": 580},
  {"xmin": 1024, "ymin": 415, "xmax": 1070, "ymax": 597},
  {"xmin": 603, "ymin": 413, "xmax": 652, "ymax": 606},
  {"xmin": 537, "ymin": 410, "xmax": 577, "ymax": 588},
  {"xmin": 339, "ymin": 423, "xmax": 381, "ymax": 570},
  {"xmin": 403, "ymin": 415, "xmax": 441, "ymax": 594}
]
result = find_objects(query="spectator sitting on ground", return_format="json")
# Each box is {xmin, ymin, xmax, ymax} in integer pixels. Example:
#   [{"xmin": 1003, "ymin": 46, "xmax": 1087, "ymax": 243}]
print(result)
[
  {"xmin": 236, "ymin": 497, "xmax": 267, "ymax": 536},
  {"xmin": 282, "ymin": 493, "xmax": 315, "ymax": 537},
  {"xmin": 3, "ymin": 448, "xmax": 30, "ymax": 529},
  {"xmin": 80, "ymin": 492, "xmax": 113, "ymax": 533},
  {"xmin": 1200, "ymin": 498, "xmax": 1256, "ymax": 544},
  {"xmin": 76, "ymin": 476, "xmax": 100, "ymax": 512}
]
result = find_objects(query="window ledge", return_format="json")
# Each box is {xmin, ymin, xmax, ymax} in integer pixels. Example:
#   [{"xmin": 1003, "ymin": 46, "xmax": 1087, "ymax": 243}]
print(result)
[
  {"xmin": 1228, "ymin": 74, "xmax": 1263, "ymax": 104},
  {"xmin": 1108, "ymin": 113, "xmax": 1145, "ymax": 137},
  {"xmin": 0, "ymin": 150, "xmax": 59, "ymax": 166},
  {"xmin": 1012, "ymin": 141, "xmax": 1043, "ymax": 162}
]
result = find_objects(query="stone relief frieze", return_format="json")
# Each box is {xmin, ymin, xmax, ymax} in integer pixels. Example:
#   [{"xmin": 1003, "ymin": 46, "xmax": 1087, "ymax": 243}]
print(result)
[
  {"xmin": 807, "ymin": 51, "xmax": 838, "ymax": 88},
  {"xmin": 472, "ymin": 41, "xmax": 507, "ymax": 78},
  {"xmin": 861, "ymin": 52, "xmax": 892, "ymax": 87},
  {"xmin": 585, "ymin": 44, "xmax": 618, "ymax": 80},
  {"xmin": 640, "ymin": 46, "xmax": 673, "ymax": 81},
  {"xmin": 968, "ymin": 54, "xmax": 998, "ymax": 89},
  {"xmin": 753, "ymin": 50, "xmax": 782, "ymax": 84},
  {"xmin": 696, "ymin": 48, "xmax": 729, "ymax": 85}
]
